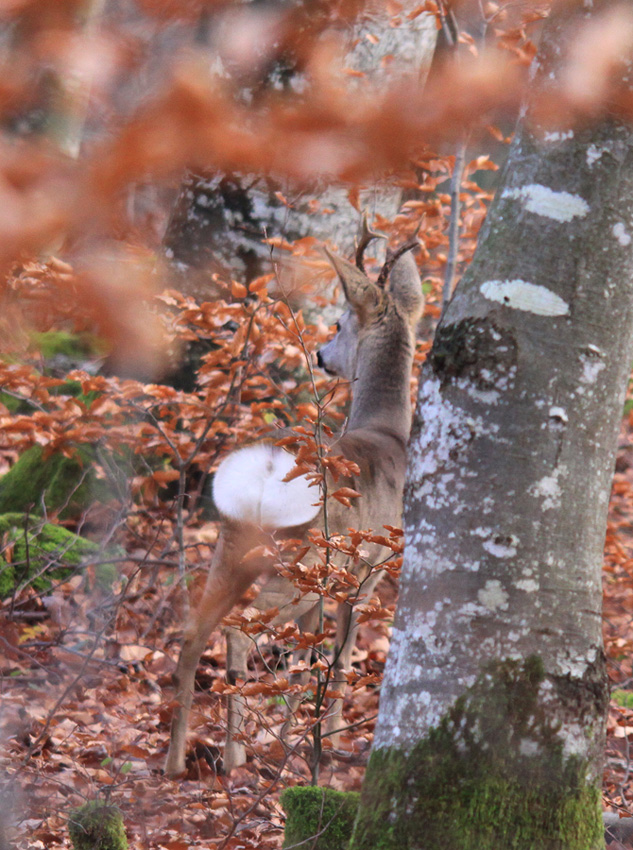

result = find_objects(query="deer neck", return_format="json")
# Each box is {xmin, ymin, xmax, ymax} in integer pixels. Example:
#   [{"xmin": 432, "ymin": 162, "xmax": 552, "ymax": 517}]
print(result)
[{"xmin": 347, "ymin": 317, "xmax": 415, "ymax": 445}]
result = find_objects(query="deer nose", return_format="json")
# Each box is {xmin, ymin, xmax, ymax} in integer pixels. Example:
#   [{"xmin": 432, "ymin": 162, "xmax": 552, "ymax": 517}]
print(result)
[{"xmin": 316, "ymin": 350, "xmax": 324, "ymax": 369}]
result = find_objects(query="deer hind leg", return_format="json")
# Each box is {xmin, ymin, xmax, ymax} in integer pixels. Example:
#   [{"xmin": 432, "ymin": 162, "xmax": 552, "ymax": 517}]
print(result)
[
  {"xmin": 223, "ymin": 625, "xmax": 252, "ymax": 773},
  {"xmin": 222, "ymin": 573, "xmax": 320, "ymax": 771},
  {"xmin": 325, "ymin": 569, "xmax": 384, "ymax": 747},
  {"xmin": 164, "ymin": 525, "xmax": 264, "ymax": 777}
]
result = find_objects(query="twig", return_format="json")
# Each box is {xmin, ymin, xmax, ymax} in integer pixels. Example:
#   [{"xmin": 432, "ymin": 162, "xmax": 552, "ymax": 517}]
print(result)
[
  {"xmin": 436, "ymin": 0, "xmax": 467, "ymax": 314},
  {"xmin": 21, "ymin": 616, "xmax": 113, "ymax": 764},
  {"xmin": 442, "ymin": 137, "xmax": 467, "ymax": 310},
  {"xmin": 217, "ymin": 721, "xmax": 318, "ymax": 850}
]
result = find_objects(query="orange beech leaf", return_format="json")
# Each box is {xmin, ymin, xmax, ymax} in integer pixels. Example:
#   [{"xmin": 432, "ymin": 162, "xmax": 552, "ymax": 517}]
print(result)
[
  {"xmin": 242, "ymin": 678, "xmax": 289, "ymax": 696},
  {"xmin": 249, "ymin": 274, "xmax": 274, "ymax": 292},
  {"xmin": 257, "ymin": 607, "xmax": 280, "ymax": 624},
  {"xmin": 274, "ymin": 190, "xmax": 291, "ymax": 207},
  {"xmin": 295, "ymin": 445, "xmax": 318, "ymax": 463},
  {"xmin": 357, "ymin": 605, "xmax": 393, "ymax": 624},
  {"xmin": 467, "ymin": 155, "xmax": 498, "ymax": 172},
  {"xmin": 296, "ymin": 403, "xmax": 319, "ymax": 420},
  {"xmin": 231, "ymin": 280, "xmax": 248, "ymax": 299},
  {"xmin": 307, "ymin": 531, "xmax": 330, "ymax": 549},
  {"xmin": 332, "ymin": 487, "xmax": 361, "ymax": 503},
  {"xmin": 322, "ymin": 455, "xmax": 361, "ymax": 481},
  {"xmin": 273, "ymin": 625, "xmax": 301, "ymax": 641},
  {"xmin": 241, "ymin": 682, "xmax": 268, "ymax": 696},
  {"xmin": 385, "ymin": 556, "xmax": 404, "ymax": 574},
  {"xmin": 296, "ymin": 632, "xmax": 330, "ymax": 650},
  {"xmin": 353, "ymin": 674, "xmax": 382, "ymax": 688},
  {"xmin": 151, "ymin": 469, "xmax": 180, "ymax": 485},
  {"xmin": 264, "ymin": 236, "xmax": 294, "ymax": 251},
  {"xmin": 282, "ymin": 463, "xmax": 313, "ymax": 482},
  {"xmin": 210, "ymin": 680, "xmax": 238, "ymax": 695},
  {"xmin": 407, "ymin": 2, "xmax": 437, "ymax": 19},
  {"xmin": 323, "ymin": 689, "xmax": 345, "ymax": 700},
  {"xmin": 347, "ymin": 186, "xmax": 360, "ymax": 211}
]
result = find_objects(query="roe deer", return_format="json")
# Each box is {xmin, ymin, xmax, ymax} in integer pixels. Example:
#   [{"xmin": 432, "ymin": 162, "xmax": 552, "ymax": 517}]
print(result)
[{"xmin": 164, "ymin": 227, "xmax": 424, "ymax": 776}]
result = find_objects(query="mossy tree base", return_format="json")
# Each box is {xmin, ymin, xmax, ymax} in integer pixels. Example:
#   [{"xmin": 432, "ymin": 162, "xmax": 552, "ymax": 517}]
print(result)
[{"xmin": 350, "ymin": 657, "xmax": 606, "ymax": 850}]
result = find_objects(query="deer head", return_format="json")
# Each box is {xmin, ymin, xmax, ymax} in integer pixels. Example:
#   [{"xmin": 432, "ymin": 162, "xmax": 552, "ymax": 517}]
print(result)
[{"xmin": 318, "ymin": 229, "xmax": 424, "ymax": 383}]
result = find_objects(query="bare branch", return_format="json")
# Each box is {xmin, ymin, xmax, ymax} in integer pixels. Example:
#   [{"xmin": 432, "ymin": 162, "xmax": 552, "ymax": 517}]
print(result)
[{"xmin": 442, "ymin": 138, "xmax": 467, "ymax": 311}]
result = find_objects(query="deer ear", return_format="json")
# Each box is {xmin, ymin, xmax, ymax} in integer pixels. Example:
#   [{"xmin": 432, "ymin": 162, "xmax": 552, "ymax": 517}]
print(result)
[
  {"xmin": 324, "ymin": 248, "xmax": 383, "ymax": 317},
  {"xmin": 388, "ymin": 251, "xmax": 425, "ymax": 324}
]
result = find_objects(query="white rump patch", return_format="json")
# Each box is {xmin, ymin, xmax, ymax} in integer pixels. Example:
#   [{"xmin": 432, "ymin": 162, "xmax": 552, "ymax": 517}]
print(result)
[
  {"xmin": 502, "ymin": 185, "xmax": 589, "ymax": 222},
  {"xmin": 213, "ymin": 444, "xmax": 320, "ymax": 529},
  {"xmin": 480, "ymin": 280, "xmax": 569, "ymax": 316}
]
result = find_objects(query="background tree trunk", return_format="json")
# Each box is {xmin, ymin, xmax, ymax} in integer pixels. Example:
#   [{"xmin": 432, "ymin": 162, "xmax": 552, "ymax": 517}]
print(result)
[
  {"xmin": 161, "ymin": 0, "xmax": 437, "ymax": 295},
  {"xmin": 351, "ymin": 2, "xmax": 633, "ymax": 848}
]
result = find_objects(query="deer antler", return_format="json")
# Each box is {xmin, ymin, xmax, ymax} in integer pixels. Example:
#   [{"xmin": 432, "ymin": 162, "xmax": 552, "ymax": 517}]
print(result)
[
  {"xmin": 376, "ymin": 225, "xmax": 421, "ymax": 289},
  {"xmin": 355, "ymin": 212, "xmax": 386, "ymax": 274}
]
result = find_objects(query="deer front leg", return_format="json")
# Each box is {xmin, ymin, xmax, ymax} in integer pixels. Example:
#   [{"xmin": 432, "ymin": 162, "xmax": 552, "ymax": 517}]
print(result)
[
  {"xmin": 165, "ymin": 526, "xmax": 263, "ymax": 777},
  {"xmin": 324, "ymin": 600, "xmax": 357, "ymax": 748},
  {"xmin": 222, "ymin": 574, "xmax": 320, "ymax": 771},
  {"xmin": 223, "ymin": 626, "xmax": 252, "ymax": 773}
]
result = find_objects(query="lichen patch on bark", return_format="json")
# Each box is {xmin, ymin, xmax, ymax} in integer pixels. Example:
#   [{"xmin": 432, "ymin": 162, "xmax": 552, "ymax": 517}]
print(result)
[
  {"xmin": 501, "ymin": 185, "xmax": 589, "ymax": 221},
  {"xmin": 612, "ymin": 221, "xmax": 632, "ymax": 245},
  {"xmin": 480, "ymin": 280, "xmax": 570, "ymax": 316}
]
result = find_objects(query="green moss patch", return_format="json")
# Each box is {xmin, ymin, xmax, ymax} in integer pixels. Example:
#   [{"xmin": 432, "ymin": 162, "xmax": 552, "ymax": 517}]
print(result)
[
  {"xmin": 0, "ymin": 444, "xmax": 110, "ymax": 519},
  {"xmin": 611, "ymin": 689, "xmax": 633, "ymax": 709},
  {"xmin": 68, "ymin": 800, "xmax": 128, "ymax": 850},
  {"xmin": 29, "ymin": 330, "xmax": 103, "ymax": 361},
  {"xmin": 351, "ymin": 656, "xmax": 606, "ymax": 850},
  {"xmin": 0, "ymin": 390, "xmax": 24, "ymax": 413},
  {"xmin": 281, "ymin": 786, "xmax": 360, "ymax": 850},
  {"xmin": 0, "ymin": 513, "xmax": 118, "ymax": 597}
]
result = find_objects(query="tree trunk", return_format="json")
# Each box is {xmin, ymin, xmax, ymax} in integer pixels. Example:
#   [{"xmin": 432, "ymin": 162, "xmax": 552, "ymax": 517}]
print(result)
[
  {"xmin": 162, "ymin": 1, "xmax": 437, "ymax": 293},
  {"xmin": 351, "ymin": 3, "xmax": 633, "ymax": 849}
]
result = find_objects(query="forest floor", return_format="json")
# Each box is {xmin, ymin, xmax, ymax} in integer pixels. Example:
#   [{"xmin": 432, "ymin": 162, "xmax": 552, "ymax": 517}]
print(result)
[
  {"xmin": 3, "ymin": 416, "xmax": 633, "ymax": 849},
  {"xmin": 603, "ymin": 419, "xmax": 633, "ymax": 848}
]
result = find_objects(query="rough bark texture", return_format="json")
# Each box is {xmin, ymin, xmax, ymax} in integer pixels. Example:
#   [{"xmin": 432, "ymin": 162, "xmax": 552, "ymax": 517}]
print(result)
[{"xmin": 351, "ymin": 2, "xmax": 633, "ymax": 848}]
